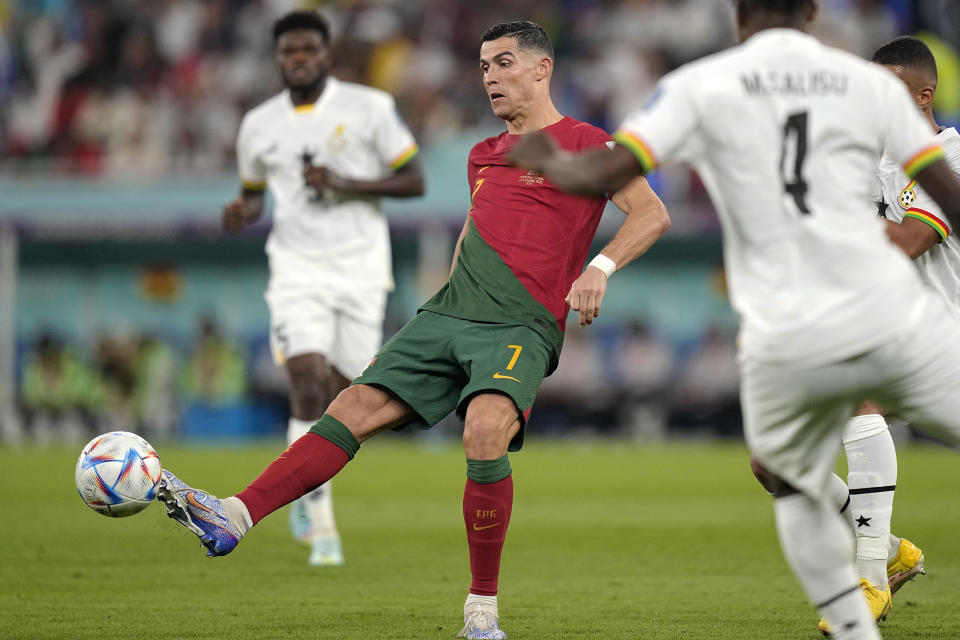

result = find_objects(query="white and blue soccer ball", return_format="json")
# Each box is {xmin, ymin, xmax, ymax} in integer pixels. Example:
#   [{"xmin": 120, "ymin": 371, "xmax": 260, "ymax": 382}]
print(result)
[{"xmin": 75, "ymin": 431, "xmax": 162, "ymax": 518}]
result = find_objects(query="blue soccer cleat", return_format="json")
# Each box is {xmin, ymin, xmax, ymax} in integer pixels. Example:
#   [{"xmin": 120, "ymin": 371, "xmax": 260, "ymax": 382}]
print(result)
[{"xmin": 157, "ymin": 469, "xmax": 241, "ymax": 557}]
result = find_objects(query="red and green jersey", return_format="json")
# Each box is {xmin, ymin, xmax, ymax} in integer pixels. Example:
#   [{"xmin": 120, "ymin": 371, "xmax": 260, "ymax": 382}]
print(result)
[{"xmin": 420, "ymin": 116, "xmax": 612, "ymax": 372}]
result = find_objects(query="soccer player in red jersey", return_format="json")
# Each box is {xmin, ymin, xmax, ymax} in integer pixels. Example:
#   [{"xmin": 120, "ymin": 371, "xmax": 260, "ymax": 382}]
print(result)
[{"xmin": 157, "ymin": 21, "xmax": 670, "ymax": 638}]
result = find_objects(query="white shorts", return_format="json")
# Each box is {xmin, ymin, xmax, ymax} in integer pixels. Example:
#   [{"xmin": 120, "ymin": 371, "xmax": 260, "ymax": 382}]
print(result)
[
  {"xmin": 265, "ymin": 285, "xmax": 387, "ymax": 380},
  {"xmin": 742, "ymin": 288, "xmax": 960, "ymax": 499}
]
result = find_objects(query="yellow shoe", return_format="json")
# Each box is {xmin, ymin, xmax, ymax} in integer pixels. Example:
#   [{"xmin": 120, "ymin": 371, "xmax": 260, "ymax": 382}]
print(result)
[
  {"xmin": 817, "ymin": 579, "xmax": 891, "ymax": 637},
  {"xmin": 887, "ymin": 537, "xmax": 925, "ymax": 595}
]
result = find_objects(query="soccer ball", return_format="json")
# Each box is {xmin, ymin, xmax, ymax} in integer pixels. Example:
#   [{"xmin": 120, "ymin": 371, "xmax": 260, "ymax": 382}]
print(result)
[{"xmin": 75, "ymin": 431, "xmax": 162, "ymax": 517}]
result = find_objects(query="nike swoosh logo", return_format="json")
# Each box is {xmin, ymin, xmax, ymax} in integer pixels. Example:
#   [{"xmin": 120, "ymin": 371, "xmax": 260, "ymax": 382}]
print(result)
[
  {"xmin": 492, "ymin": 372, "xmax": 521, "ymax": 382},
  {"xmin": 185, "ymin": 491, "xmax": 215, "ymax": 515},
  {"xmin": 184, "ymin": 491, "xmax": 235, "ymax": 535},
  {"xmin": 473, "ymin": 522, "xmax": 502, "ymax": 531}
]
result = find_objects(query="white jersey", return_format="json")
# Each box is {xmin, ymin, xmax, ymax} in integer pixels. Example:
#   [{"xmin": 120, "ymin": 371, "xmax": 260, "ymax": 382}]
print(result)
[
  {"xmin": 237, "ymin": 77, "xmax": 419, "ymax": 292},
  {"xmin": 877, "ymin": 126, "xmax": 960, "ymax": 309},
  {"xmin": 614, "ymin": 29, "xmax": 945, "ymax": 365}
]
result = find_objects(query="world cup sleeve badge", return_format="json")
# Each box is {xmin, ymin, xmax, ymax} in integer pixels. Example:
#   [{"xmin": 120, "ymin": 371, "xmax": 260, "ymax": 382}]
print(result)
[{"xmin": 898, "ymin": 179, "xmax": 917, "ymax": 209}]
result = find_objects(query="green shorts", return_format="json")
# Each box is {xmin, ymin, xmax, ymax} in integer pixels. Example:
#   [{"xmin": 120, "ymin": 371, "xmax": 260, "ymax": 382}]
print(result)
[{"xmin": 354, "ymin": 310, "xmax": 553, "ymax": 451}]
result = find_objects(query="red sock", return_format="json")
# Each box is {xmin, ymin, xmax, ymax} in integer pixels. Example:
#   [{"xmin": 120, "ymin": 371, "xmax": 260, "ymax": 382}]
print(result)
[
  {"xmin": 236, "ymin": 433, "xmax": 350, "ymax": 525},
  {"xmin": 463, "ymin": 476, "xmax": 513, "ymax": 596}
]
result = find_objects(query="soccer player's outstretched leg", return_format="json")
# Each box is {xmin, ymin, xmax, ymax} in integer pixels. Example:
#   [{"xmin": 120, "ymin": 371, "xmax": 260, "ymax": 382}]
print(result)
[
  {"xmin": 160, "ymin": 387, "xmax": 409, "ymax": 558},
  {"xmin": 158, "ymin": 18, "xmax": 671, "ymax": 638}
]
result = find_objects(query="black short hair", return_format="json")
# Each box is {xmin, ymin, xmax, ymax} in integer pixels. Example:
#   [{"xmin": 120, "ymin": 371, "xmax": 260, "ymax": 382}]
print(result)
[
  {"xmin": 273, "ymin": 11, "xmax": 331, "ymax": 45},
  {"xmin": 735, "ymin": 0, "xmax": 814, "ymax": 14},
  {"xmin": 480, "ymin": 21, "xmax": 554, "ymax": 61},
  {"xmin": 871, "ymin": 36, "xmax": 938, "ymax": 83}
]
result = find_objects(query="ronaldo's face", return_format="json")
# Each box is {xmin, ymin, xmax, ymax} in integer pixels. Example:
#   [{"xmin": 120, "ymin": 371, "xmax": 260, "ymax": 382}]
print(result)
[
  {"xmin": 276, "ymin": 29, "xmax": 330, "ymax": 92},
  {"xmin": 479, "ymin": 37, "xmax": 540, "ymax": 120}
]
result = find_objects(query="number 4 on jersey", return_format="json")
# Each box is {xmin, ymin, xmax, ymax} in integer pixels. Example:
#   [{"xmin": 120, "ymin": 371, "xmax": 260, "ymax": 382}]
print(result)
[{"xmin": 780, "ymin": 111, "xmax": 810, "ymax": 214}]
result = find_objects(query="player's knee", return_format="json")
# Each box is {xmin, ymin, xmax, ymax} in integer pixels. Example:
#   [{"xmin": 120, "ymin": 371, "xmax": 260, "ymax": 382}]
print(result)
[
  {"xmin": 462, "ymin": 416, "xmax": 511, "ymax": 459},
  {"xmin": 325, "ymin": 384, "xmax": 414, "ymax": 443},
  {"xmin": 329, "ymin": 384, "xmax": 375, "ymax": 416}
]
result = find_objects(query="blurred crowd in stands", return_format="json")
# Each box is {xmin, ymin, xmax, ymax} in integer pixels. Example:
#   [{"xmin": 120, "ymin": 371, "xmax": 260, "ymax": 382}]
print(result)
[
  {"xmin": 0, "ymin": 0, "xmax": 941, "ymax": 178},
  {"xmin": 5, "ymin": 0, "xmax": 955, "ymax": 443},
  {"xmin": 13, "ymin": 318, "xmax": 740, "ymax": 443},
  {"xmin": 17, "ymin": 319, "xmax": 240, "ymax": 442}
]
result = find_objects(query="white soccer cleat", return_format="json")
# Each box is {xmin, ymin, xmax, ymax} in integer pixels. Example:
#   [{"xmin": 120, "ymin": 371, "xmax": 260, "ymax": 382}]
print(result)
[
  {"xmin": 457, "ymin": 602, "xmax": 507, "ymax": 640},
  {"xmin": 289, "ymin": 499, "xmax": 312, "ymax": 545},
  {"xmin": 308, "ymin": 536, "xmax": 344, "ymax": 567}
]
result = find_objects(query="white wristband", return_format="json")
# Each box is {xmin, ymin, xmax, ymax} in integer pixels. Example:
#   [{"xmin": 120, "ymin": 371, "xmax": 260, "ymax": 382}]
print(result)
[{"xmin": 588, "ymin": 254, "xmax": 616, "ymax": 278}]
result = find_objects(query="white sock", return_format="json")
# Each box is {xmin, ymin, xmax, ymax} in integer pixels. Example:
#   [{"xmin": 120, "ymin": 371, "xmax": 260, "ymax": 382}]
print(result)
[
  {"xmin": 287, "ymin": 417, "xmax": 340, "ymax": 542},
  {"xmin": 774, "ymin": 494, "xmax": 880, "ymax": 640},
  {"xmin": 287, "ymin": 417, "xmax": 315, "ymax": 445},
  {"xmin": 465, "ymin": 593, "xmax": 498, "ymax": 615},
  {"xmin": 305, "ymin": 480, "xmax": 339, "ymax": 541},
  {"xmin": 222, "ymin": 496, "xmax": 253, "ymax": 537},
  {"xmin": 843, "ymin": 415, "xmax": 896, "ymax": 590}
]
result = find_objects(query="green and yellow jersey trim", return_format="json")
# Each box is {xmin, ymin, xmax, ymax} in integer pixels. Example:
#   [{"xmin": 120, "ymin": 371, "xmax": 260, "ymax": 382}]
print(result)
[
  {"xmin": 903, "ymin": 144, "xmax": 944, "ymax": 177},
  {"xmin": 241, "ymin": 179, "xmax": 267, "ymax": 191},
  {"xmin": 293, "ymin": 104, "xmax": 315, "ymax": 114},
  {"xmin": 613, "ymin": 130, "xmax": 657, "ymax": 173},
  {"xmin": 904, "ymin": 207, "xmax": 949, "ymax": 241},
  {"xmin": 389, "ymin": 144, "xmax": 420, "ymax": 170}
]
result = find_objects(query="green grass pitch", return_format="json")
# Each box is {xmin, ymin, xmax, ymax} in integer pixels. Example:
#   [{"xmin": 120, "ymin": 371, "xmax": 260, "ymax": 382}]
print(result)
[{"xmin": 2, "ymin": 438, "xmax": 958, "ymax": 639}]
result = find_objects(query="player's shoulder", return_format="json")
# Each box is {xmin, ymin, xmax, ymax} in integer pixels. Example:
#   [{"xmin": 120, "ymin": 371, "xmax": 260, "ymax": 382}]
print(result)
[
  {"xmin": 815, "ymin": 42, "xmax": 908, "ymax": 99},
  {"xmin": 679, "ymin": 45, "xmax": 741, "ymax": 77},
  {"xmin": 550, "ymin": 117, "xmax": 611, "ymax": 151},
  {"xmin": 332, "ymin": 78, "xmax": 396, "ymax": 109},
  {"xmin": 706, "ymin": 30, "xmax": 881, "ymax": 81},
  {"xmin": 240, "ymin": 92, "xmax": 287, "ymax": 129},
  {"xmin": 558, "ymin": 117, "xmax": 609, "ymax": 139},
  {"xmin": 801, "ymin": 33, "xmax": 874, "ymax": 69},
  {"xmin": 468, "ymin": 130, "xmax": 509, "ymax": 162},
  {"xmin": 646, "ymin": 45, "xmax": 747, "ymax": 102}
]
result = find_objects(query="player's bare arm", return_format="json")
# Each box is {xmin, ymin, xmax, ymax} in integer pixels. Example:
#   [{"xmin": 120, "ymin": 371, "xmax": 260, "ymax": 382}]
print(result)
[
  {"xmin": 566, "ymin": 177, "xmax": 670, "ymax": 327},
  {"xmin": 222, "ymin": 188, "xmax": 266, "ymax": 232},
  {"xmin": 449, "ymin": 215, "xmax": 471, "ymax": 276},
  {"xmin": 508, "ymin": 133, "xmax": 643, "ymax": 196},
  {"xmin": 913, "ymin": 159, "xmax": 960, "ymax": 231},
  {"xmin": 303, "ymin": 158, "xmax": 425, "ymax": 198},
  {"xmin": 884, "ymin": 216, "xmax": 941, "ymax": 259}
]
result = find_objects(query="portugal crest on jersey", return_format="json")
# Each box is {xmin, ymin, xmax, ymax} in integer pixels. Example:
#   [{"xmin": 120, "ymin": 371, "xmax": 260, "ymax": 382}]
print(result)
[{"xmin": 898, "ymin": 179, "xmax": 918, "ymax": 209}]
